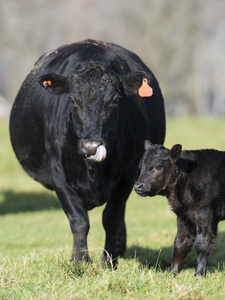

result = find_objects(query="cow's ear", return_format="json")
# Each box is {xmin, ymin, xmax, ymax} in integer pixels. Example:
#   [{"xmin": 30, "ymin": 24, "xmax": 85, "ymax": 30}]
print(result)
[
  {"xmin": 38, "ymin": 73, "xmax": 70, "ymax": 95},
  {"xmin": 121, "ymin": 72, "xmax": 154, "ymax": 97},
  {"xmin": 144, "ymin": 140, "xmax": 152, "ymax": 151},
  {"xmin": 170, "ymin": 144, "xmax": 182, "ymax": 161}
]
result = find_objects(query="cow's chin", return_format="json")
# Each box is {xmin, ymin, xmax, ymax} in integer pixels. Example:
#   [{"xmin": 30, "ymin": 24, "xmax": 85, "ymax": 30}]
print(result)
[{"xmin": 86, "ymin": 144, "xmax": 107, "ymax": 162}]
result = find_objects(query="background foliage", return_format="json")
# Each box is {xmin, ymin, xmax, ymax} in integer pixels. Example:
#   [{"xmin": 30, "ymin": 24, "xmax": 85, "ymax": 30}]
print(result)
[{"xmin": 1, "ymin": 0, "xmax": 225, "ymax": 117}]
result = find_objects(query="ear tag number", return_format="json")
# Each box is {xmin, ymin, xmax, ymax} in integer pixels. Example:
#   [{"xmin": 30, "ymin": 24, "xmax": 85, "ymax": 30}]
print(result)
[
  {"xmin": 43, "ymin": 80, "xmax": 52, "ymax": 87},
  {"xmin": 138, "ymin": 78, "xmax": 153, "ymax": 97}
]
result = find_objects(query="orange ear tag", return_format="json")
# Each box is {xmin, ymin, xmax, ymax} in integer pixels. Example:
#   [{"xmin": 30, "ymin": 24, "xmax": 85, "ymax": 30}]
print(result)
[
  {"xmin": 138, "ymin": 78, "xmax": 153, "ymax": 97},
  {"xmin": 43, "ymin": 81, "xmax": 52, "ymax": 87}
]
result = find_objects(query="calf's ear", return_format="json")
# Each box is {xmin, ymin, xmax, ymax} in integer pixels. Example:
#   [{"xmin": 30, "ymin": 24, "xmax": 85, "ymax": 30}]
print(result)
[
  {"xmin": 144, "ymin": 140, "xmax": 152, "ymax": 151},
  {"xmin": 170, "ymin": 144, "xmax": 182, "ymax": 161},
  {"xmin": 121, "ymin": 72, "xmax": 154, "ymax": 97},
  {"xmin": 38, "ymin": 73, "xmax": 70, "ymax": 95}
]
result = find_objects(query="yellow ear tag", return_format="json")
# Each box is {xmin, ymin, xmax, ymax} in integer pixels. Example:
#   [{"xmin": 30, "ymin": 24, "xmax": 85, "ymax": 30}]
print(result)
[{"xmin": 138, "ymin": 78, "xmax": 153, "ymax": 97}]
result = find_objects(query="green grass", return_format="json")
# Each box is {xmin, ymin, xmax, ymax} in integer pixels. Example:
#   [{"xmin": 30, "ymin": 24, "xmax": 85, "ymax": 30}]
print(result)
[{"xmin": 1, "ymin": 118, "xmax": 225, "ymax": 299}]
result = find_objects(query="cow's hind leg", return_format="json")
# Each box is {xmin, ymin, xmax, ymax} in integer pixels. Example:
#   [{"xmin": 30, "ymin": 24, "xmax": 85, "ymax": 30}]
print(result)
[
  {"xmin": 102, "ymin": 201, "xmax": 127, "ymax": 268},
  {"xmin": 102, "ymin": 179, "xmax": 132, "ymax": 268},
  {"xmin": 103, "ymin": 202, "xmax": 127, "ymax": 264},
  {"xmin": 114, "ymin": 207, "xmax": 127, "ymax": 257}
]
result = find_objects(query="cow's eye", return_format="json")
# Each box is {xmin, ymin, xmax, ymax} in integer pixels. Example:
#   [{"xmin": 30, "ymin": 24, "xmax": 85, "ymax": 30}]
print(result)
[
  {"xmin": 69, "ymin": 96, "xmax": 75, "ymax": 103},
  {"xmin": 113, "ymin": 97, "xmax": 120, "ymax": 105},
  {"xmin": 155, "ymin": 165, "xmax": 163, "ymax": 171}
]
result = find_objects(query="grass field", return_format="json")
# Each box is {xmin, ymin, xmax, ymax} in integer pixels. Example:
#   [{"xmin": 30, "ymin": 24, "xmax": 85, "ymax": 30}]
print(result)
[{"xmin": 1, "ymin": 118, "xmax": 225, "ymax": 299}]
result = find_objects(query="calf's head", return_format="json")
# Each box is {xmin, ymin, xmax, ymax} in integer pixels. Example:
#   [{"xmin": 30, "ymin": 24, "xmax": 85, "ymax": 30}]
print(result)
[
  {"xmin": 134, "ymin": 141, "xmax": 182, "ymax": 196},
  {"xmin": 38, "ymin": 63, "xmax": 154, "ymax": 162}
]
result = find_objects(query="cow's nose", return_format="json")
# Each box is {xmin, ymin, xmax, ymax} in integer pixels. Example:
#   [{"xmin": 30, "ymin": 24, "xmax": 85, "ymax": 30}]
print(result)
[
  {"xmin": 81, "ymin": 140, "xmax": 102, "ymax": 156},
  {"xmin": 134, "ymin": 182, "xmax": 144, "ymax": 192}
]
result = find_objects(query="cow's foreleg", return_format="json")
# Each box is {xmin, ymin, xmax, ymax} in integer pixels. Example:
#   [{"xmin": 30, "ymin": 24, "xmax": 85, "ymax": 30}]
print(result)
[
  {"xmin": 53, "ymin": 173, "xmax": 90, "ymax": 262},
  {"xmin": 69, "ymin": 205, "xmax": 90, "ymax": 262},
  {"xmin": 170, "ymin": 217, "xmax": 195, "ymax": 274}
]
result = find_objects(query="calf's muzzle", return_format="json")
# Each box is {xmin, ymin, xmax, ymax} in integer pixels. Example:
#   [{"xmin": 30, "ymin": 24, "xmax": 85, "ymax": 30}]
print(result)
[
  {"xmin": 134, "ymin": 181, "xmax": 150, "ymax": 197},
  {"xmin": 134, "ymin": 182, "xmax": 144, "ymax": 191}
]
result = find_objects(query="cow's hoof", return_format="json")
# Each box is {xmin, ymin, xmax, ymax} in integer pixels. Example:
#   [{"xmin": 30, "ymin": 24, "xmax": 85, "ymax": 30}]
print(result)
[{"xmin": 101, "ymin": 253, "xmax": 118, "ymax": 270}]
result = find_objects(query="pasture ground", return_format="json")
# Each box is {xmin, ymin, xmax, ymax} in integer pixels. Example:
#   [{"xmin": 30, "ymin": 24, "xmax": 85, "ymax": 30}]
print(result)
[{"xmin": 1, "ymin": 118, "xmax": 225, "ymax": 299}]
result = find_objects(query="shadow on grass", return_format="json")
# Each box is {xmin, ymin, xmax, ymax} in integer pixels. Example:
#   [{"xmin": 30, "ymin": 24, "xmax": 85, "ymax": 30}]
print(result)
[
  {"xmin": 0, "ymin": 190, "xmax": 61, "ymax": 214},
  {"xmin": 125, "ymin": 231, "xmax": 225, "ymax": 273},
  {"xmin": 125, "ymin": 244, "xmax": 174, "ymax": 271}
]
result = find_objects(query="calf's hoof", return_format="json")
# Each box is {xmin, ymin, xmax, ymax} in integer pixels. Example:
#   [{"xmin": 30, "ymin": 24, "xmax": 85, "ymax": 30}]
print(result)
[{"xmin": 194, "ymin": 271, "xmax": 206, "ymax": 277}]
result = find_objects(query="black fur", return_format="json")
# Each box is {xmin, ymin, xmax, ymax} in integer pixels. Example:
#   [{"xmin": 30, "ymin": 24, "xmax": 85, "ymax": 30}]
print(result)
[
  {"xmin": 135, "ymin": 142, "xmax": 225, "ymax": 276},
  {"xmin": 10, "ymin": 40, "xmax": 165, "ymax": 266}
]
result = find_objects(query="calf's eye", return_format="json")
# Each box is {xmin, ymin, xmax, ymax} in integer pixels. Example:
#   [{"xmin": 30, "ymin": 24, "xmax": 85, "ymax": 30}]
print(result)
[{"xmin": 155, "ymin": 165, "xmax": 163, "ymax": 171}]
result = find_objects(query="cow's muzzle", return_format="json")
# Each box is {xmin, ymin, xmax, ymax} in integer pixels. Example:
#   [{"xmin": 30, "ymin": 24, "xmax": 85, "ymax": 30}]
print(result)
[{"xmin": 81, "ymin": 140, "xmax": 107, "ymax": 162}]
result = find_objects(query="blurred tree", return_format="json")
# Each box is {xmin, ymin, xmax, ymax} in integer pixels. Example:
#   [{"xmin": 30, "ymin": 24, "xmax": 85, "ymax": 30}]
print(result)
[{"xmin": 0, "ymin": 0, "xmax": 224, "ymax": 117}]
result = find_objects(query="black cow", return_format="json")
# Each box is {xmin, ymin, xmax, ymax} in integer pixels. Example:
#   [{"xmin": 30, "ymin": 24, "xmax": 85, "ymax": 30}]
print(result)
[
  {"xmin": 10, "ymin": 39, "xmax": 165, "ymax": 266},
  {"xmin": 134, "ymin": 141, "xmax": 225, "ymax": 276}
]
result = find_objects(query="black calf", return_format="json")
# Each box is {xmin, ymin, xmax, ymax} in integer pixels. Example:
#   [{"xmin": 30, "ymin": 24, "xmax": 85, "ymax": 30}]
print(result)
[{"xmin": 135, "ymin": 140, "xmax": 225, "ymax": 276}]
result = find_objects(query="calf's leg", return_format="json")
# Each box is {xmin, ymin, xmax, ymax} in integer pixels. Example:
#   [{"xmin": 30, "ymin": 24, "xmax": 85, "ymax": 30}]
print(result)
[
  {"xmin": 195, "ymin": 213, "xmax": 217, "ymax": 276},
  {"xmin": 170, "ymin": 217, "xmax": 195, "ymax": 274}
]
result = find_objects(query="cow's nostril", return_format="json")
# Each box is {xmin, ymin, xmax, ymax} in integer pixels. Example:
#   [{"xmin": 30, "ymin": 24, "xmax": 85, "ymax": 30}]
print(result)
[
  {"xmin": 134, "ymin": 183, "xmax": 144, "ymax": 191},
  {"xmin": 81, "ymin": 140, "xmax": 102, "ymax": 156}
]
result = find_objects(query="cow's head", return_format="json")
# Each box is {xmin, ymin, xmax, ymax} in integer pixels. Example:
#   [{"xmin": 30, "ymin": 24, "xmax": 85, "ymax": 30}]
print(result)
[
  {"xmin": 134, "ymin": 141, "xmax": 182, "ymax": 196},
  {"xmin": 38, "ymin": 63, "xmax": 154, "ymax": 162}
]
